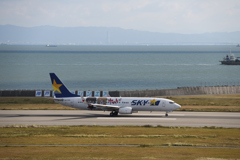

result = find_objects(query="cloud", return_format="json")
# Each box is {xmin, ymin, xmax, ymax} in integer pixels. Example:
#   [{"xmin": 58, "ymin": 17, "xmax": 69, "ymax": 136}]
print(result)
[{"xmin": 0, "ymin": 0, "xmax": 240, "ymax": 34}]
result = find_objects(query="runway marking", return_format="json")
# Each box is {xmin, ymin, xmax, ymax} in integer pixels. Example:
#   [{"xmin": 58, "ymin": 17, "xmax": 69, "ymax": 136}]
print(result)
[
  {"xmin": 135, "ymin": 114, "xmax": 185, "ymax": 116},
  {"xmin": 97, "ymin": 118, "xmax": 176, "ymax": 120}
]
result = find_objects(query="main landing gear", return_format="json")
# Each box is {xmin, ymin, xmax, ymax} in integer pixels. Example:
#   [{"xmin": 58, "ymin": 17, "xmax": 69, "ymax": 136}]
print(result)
[{"xmin": 110, "ymin": 110, "xmax": 118, "ymax": 117}]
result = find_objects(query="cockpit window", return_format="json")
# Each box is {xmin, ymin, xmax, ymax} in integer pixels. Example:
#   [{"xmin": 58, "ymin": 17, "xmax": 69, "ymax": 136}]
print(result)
[{"xmin": 169, "ymin": 102, "xmax": 174, "ymax": 104}]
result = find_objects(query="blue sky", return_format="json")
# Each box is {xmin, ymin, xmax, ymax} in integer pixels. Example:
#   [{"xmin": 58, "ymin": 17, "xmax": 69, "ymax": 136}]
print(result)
[{"xmin": 0, "ymin": 0, "xmax": 240, "ymax": 34}]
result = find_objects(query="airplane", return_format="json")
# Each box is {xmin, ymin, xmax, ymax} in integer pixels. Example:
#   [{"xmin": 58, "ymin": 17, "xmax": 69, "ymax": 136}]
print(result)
[{"xmin": 50, "ymin": 73, "xmax": 181, "ymax": 117}]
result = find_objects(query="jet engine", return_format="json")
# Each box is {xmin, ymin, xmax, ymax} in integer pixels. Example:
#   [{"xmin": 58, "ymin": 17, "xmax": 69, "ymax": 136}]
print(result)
[{"xmin": 119, "ymin": 107, "xmax": 132, "ymax": 114}]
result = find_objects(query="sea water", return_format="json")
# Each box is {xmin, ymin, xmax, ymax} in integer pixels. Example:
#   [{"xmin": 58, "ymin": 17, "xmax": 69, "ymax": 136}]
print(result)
[{"xmin": 0, "ymin": 45, "xmax": 239, "ymax": 91}]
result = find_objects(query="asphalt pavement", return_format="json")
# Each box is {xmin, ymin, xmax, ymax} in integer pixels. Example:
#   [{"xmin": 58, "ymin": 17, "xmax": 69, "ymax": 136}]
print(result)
[{"xmin": 0, "ymin": 110, "xmax": 239, "ymax": 128}]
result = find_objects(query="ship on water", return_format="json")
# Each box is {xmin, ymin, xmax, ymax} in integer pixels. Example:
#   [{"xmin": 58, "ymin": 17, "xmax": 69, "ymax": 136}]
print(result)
[
  {"xmin": 220, "ymin": 49, "xmax": 240, "ymax": 65},
  {"xmin": 46, "ymin": 44, "xmax": 57, "ymax": 47},
  {"xmin": 237, "ymin": 44, "xmax": 240, "ymax": 47}
]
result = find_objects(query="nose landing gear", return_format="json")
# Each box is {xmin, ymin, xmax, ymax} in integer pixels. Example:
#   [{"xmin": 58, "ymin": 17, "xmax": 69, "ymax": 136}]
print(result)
[{"xmin": 165, "ymin": 111, "xmax": 172, "ymax": 117}]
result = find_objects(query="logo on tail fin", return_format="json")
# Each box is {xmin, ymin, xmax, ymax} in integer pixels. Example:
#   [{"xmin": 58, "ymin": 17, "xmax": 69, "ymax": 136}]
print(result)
[
  {"xmin": 52, "ymin": 79, "xmax": 62, "ymax": 93},
  {"xmin": 52, "ymin": 79, "xmax": 62, "ymax": 94}
]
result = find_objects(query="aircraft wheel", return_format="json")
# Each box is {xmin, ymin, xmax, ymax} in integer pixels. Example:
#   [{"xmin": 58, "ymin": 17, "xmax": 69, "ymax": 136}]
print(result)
[
  {"xmin": 114, "ymin": 111, "xmax": 119, "ymax": 116},
  {"xmin": 110, "ymin": 112, "xmax": 114, "ymax": 117},
  {"xmin": 165, "ymin": 113, "xmax": 168, "ymax": 117}
]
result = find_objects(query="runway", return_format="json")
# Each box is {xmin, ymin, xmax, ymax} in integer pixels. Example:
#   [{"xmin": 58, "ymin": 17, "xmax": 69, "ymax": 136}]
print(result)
[{"xmin": 0, "ymin": 110, "xmax": 239, "ymax": 128}]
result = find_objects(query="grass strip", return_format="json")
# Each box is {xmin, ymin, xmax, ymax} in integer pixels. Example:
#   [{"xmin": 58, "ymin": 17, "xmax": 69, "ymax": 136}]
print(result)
[
  {"xmin": 161, "ymin": 94, "xmax": 240, "ymax": 106},
  {"xmin": 0, "ymin": 125, "xmax": 239, "ymax": 148},
  {"xmin": 0, "ymin": 146, "xmax": 239, "ymax": 160},
  {"xmin": 0, "ymin": 97, "xmax": 55, "ymax": 104},
  {"xmin": 0, "ymin": 125, "xmax": 239, "ymax": 159}
]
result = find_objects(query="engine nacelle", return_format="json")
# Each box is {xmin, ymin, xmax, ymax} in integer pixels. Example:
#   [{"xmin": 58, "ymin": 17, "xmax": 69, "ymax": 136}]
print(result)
[{"xmin": 119, "ymin": 107, "xmax": 132, "ymax": 114}]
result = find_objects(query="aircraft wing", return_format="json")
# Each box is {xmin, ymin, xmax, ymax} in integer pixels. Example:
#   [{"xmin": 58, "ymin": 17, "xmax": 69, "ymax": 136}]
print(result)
[{"xmin": 90, "ymin": 103, "xmax": 120, "ymax": 110}]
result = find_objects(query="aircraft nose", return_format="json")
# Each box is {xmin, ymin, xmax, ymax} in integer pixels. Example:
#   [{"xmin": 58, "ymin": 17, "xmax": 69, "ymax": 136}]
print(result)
[{"xmin": 175, "ymin": 103, "xmax": 181, "ymax": 109}]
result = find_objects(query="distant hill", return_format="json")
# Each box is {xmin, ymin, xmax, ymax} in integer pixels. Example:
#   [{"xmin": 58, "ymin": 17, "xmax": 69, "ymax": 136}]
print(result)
[{"xmin": 0, "ymin": 25, "xmax": 239, "ymax": 45}]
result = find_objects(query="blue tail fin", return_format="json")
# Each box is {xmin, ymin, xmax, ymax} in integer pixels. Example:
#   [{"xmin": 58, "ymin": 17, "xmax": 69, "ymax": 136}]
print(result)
[{"xmin": 49, "ymin": 73, "xmax": 79, "ymax": 98}]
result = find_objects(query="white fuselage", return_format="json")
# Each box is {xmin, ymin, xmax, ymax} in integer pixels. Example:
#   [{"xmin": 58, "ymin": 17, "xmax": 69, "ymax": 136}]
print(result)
[{"xmin": 54, "ymin": 97, "xmax": 181, "ymax": 113}]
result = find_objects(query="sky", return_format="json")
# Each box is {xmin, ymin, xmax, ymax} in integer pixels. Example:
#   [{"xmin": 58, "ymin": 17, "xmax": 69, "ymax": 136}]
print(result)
[{"xmin": 0, "ymin": 0, "xmax": 240, "ymax": 34}]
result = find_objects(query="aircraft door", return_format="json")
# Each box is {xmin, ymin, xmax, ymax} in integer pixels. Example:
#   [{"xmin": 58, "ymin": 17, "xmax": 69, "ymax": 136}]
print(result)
[
  {"xmin": 161, "ymin": 100, "xmax": 168, "ymax": 111},
  {"xmin": 70, "ymin": 100, "xmax": 74, "ymax": 107},
  {"xmin": 162, "ymin": 100, "xmax": 166, "ymax": 107}
]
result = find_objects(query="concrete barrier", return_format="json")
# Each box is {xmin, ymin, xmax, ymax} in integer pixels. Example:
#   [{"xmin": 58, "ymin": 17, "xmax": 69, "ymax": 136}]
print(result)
[
  {"xmin": 0, "ymin": 90, "xmax": 36, "ymax": 97},
  {"xmin": 119, "ymin": 86, "xmax": 240, "ymax": 97},
  {"xmin": 0, "ymin": 86, "xmax": 239, "ymax": 97},
  {"xmin": 0, "ymin": 90, "xmax": 120, "ymax": 97}
]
